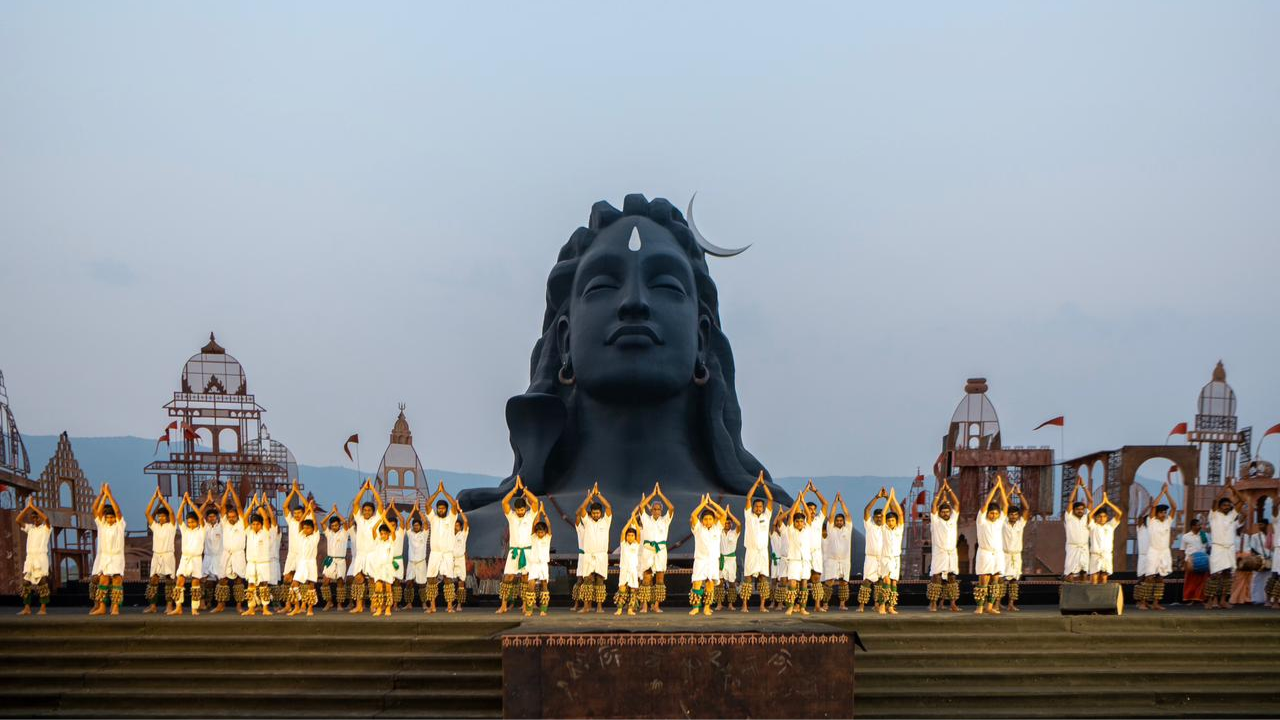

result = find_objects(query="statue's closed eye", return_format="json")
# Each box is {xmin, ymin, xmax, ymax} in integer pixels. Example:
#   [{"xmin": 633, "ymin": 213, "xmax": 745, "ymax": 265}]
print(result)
[
  {"xmin": 648, "ymin": 275, "xmax": 687, "ymax": 297},
  {"xmin": 583, "ymin": 277, "xmax": 619, "ymax": 297}
]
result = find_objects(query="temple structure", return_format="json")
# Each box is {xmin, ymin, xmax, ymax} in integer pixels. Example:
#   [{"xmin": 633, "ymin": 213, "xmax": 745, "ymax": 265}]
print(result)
[
  {"xmin": 0, "ymin": 369, "xmax": 37, "ymax": 594},
  {"xmin": 31, "ymin": 432, "xmax": 96, "ymax": 587},
  {"xmin": 375, "ymin": 404, "xmax": 427, "ymax": 510},
  {"xmin": 144, "ymin": 333, "xmax": 300, "ymax": 505}
]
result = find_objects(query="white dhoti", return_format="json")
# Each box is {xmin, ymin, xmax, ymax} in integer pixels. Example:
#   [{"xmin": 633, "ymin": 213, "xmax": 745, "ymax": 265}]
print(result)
[
  {"xmin": 201, "ymin": 553, "xmax": 221, "ymax": 579},
  {"xmin": 577, "ymin": 551, "xmax": 609, "ymax": 578},
  {"xmin": 1089, "ymin": 552, "xmax": 1113, "ymax": 575},
  {"xmin": 692, "ymin": 556, "xmax": 719, "ymax": 583},
  {"xmin": 426, "ymin": 551, "xmax": 449, "ymax": 578},
  {"xmin": 884, "ymin": 555, "xmax": 903, "ymax": 581},
  {"xmin": 528, "ymin": 561, "xmax": 550, "ymax": 583},
  {"xmin": 618, "ymin": 562, "xmax": 641, "ymax": 589},
  {"xmin": 1003, "ymin": 551, "xmax": 1022, "ymax": 579},
  {"xmin": 503, "ymin": 547, "xmax": 531, "ymax": 575},
  {"xmin": 930, "ymin": 548, "xmax": 959, "ymax": 578},
  {"xmin": 743, "ymin": 547, "xmax": 770, "ymax": 577},
  {"xmin": 975, "ymin": 549, "xmax": 1004, "ymax": 576},
  {"xmin": 93, "ymin": 553, "xmax": 125, "ymax": 577},
  {"xmin": 176, "ymin": 553, "xmax": 203, "ymax": 578},
  {"xmin": 245, "ymin": 560, "xmax": 272, "ymax": 585},
  {"xmin": 283, "ymin": 551, "xmax": 299, "ymax": 577},
  {"xmin": 293, "ymin": 558, "xmax": 318, "ymax": 584},
  {"xmin": 862, "ymin": 555, "xmax": 883, "ymax": 582},
  {"xmin": 222, "ymin": 551, "xmax": 246, "ymax": 580},
  {"xmin": 786, "ymin": 558, "xmax": 810, "ymax": 582},
  {"xmin": 322, "ymin": 556, "xmax": 347, "ymax": 580},
  {"xmin": 150, "ymin": 551, "xmax": 175, "ymax": 578},
  {"xmin": 1209, "ymin": 544, "xmax": 1234, "ymax": 574},
  {"xmin": 1150, "ymin": 549, "xmax": 1173, "ymax": 577},
  {"xmin": 347, "ymin": 553, "xmax": 371, "ymax": 578},
  {"xmin": 822, "ymin": 557, "xmax": 850, "ymax": 582},
  {"xmin": 407, "ymin": 559, "xmax": 429, "ymax": 584},
  {"xmin": 453, "ymin": 555, "xmax": 467, "ymax": 580},
  {"xmin": 1064, "ymin": 544, "xmax": 1090, "ymax": 575},
  {"xmin": 640, "ymin": 542, "xmax": 668, "ymax": 573},
  {"xmin": 720, "ymin": 555, "xmax": 738, "ymax": 582}
]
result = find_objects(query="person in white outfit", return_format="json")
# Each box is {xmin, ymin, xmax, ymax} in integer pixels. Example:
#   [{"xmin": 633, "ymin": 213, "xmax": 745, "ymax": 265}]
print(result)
[
  {"xmin": 739, "ymin": 474, "xmax": 774, "ymax": 612},
  {"xmin": 1089, "ymin": 493, "xmax": 1123, "ymax": 584},
  {"xmin": 89, "ymin": 484, "xmax": 127, "ymax": 617},
  {"xmin": 1267, "ymin": 504, "xmax": 1280, "ymax": 608},
  {"xmin": 287, "ymin": 503, "xmax": 321, "ymax": 616},
  {"xmin": 214, "ymin": 487, "xmax": 248, "ymax": 614},
  {"xmin": 448, "ymin": 514, "xmax": 470, "ymax": 610},
  {"xmin": 143, "ymin": 490, "xmax": 176, "ymax": 615},
  {"xmin": 575, "ymin": 484, "xmax": 613, "ymax": 613},
  {"xmin": 689, "ymin": 494, "xmax": 727, "ymax": 617},
  {"xmin": 638, "ymin": 483, "xmax": 675, "ymax": 613},
  {"xmin": 781, "ymin": 493, "xmax": 817, "ymax": 616},
  {"xmin": 821, "ymin": 495, "xmax": 853, "ymax": 611},
  {"xmin": 169, "ymin": 492, "xmax": 207, "ymax": 616},
  {"xmin": 199, "ymin": 495, "xmax": 223, "ymax": 604},
  {"xmin": 528, "ymin": 513, "xmax": 553, "ymax": 616},
  {"xmin": 320, "ymin": 507, "xmax": 349, "ymax": 611},
  {"xmin": 973, "ymin": 477, "xmax": 1009, "ymax": 615},
  {"xmin": 881, "ymin": 489, "xmax": 906, "ymax": 615},
  {"xmin": 858, "ymin": 490, "xmax": 889, "ymax": 612},
  {"xmin": 1206, "ymin": 485, "xmax": 1245, "ymax": 609},
  {"xmin": 280, "ymin": 482, "xmax": 308, "ymax": 614},
  {"xmin": 800, "ymin": 481, "xmax": 830, "ymax": 611},
  {"xmin": 497, "ymin": 479, "xmax": 540, "ymax": 615},
  {"xmin": 366, "ymin": 508, "xmax": 399, "ymax": 618},
  {"xmin": 1062, "ymin": 478, "xmax": 1093, "ymax": 583},
  {"xmin": 241, "ymin": 494, "xmax": 278, "ymax": 616},
  {"xmin": 422, "ymin": 483, "xmax": 461, "ymax": 612},
  {"xmin": 1001, "ymin": 486, "xmax": 1028, "ymax": 612},
  {"xmin": 403, "ymin": 505, "xmax": 429, "ymax": 611},
  {"xmin": 16, "ymin": 498, "xmax": 52, "ymax": 616},
  {"xmin": 715, "ymin": 510, "xmax": 741, "ymax": 611},
  {"xmin": 615, "ymin": 516, "xmax": 644, "ymax": 616},
  {"xmin": 927, "ymin": 480, "xmax": 961, "ymax": 613},
  {"xmin": 346, "ymin": 479, "xmax": 384, "ymax": 614},
  {"xmin": 1137, "ymin": 484, "xmax": 1177, "ymax": 611}
]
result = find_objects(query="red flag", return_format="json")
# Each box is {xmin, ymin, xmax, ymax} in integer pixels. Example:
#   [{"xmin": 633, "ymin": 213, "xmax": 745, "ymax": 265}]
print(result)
[
  {"xmin": 182, "ymin": 427, "xmax": 199, "ymax": 442},
  {"xmin": 1033, "ymin": 416, "xmax": 1065, "ymax": 431},
  {"xmin": 1263, "ymin": 423, "xmax": 1280, "ymax": 438},
  {"xmin": 154, "ymin": 433, "xmax": 169, "ymax": 455},
  {"xmin": 165, "ymin": 420, "xmax": 179, "ymax": 431},
  {"xmin": 343, "ymin": 433, "xmax": 359, "ymax": 461},
  {"xmin": 1167, "ymin": 422, "xmax": 1188, "ymax": 439}
]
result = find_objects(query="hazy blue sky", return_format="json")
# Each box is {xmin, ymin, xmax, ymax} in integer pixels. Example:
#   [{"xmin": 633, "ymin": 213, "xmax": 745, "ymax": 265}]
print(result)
[{"xmin": 2, "ymin": 3, "xmax": 1278, "ymax": 481}]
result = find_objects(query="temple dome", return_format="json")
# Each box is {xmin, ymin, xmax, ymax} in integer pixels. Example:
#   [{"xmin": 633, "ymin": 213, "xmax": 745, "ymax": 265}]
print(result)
[
  {"xmin": 181, "ymin": 333, "xmax": 248, "ymax": 395},
  {"xmin": 949, "ymin": 377, "xmax": 1001, "ymax": 450},
  {"xmin": 1196, "ymin": 360, "xmax": 1236, "ymax": 419}
]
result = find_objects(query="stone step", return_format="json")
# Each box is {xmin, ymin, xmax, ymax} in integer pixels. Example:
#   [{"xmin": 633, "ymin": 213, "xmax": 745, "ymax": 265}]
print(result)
[
  {"xmin": 8, "ymin": 650, "xmax": 501, "ymax": 673},
  {"xmin": 857, "ymin": 665, "xmax": 1280, "ymax": 687},
  {"xmin": 853, "ymin": 646, "xmax": 1278, "ymax": 668},
  {"xmin": 0, "ymin": 618, "xmax": 517, "ymax": 638},
  {"xmin": 2, "ymin": 687, "xmax": 503, "ymax": 718},
  {"xmin": 0, "ymin": 635, "xmax": 501, "ymax": 654},
  {"xmin": 849, "ymin": 630, "xmax": 1280, "ymax": 649},
  {"xmin": 0, "ymin": 667, "xmax": 502, "ymax": 693}
]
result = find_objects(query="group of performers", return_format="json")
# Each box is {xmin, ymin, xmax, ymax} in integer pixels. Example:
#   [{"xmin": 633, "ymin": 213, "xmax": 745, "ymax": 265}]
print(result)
[{"xmin": 12, "ymin": 473, "xmax": 1279, "ymax": 616}]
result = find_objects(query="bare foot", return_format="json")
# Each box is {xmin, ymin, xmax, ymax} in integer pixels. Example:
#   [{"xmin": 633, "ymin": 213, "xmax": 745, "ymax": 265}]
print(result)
[
  {"xmin": 689, "ymin": 607, "xmax": 700, "ymax": 616},
  {"xmin": 653, "ymin": 606, "xmax": 663, "ymax": 614},
  {"xmin": 929, "ymin": 605, "xmax": 938, "ymax": 613},
  {"xmin": 306, "ymin": 609, "xmax": 314, "ymax": 616},
  {"xmin": 800, "ymin": 608, "xmax": 810, "ymax": 616},
  {"xmin": 974, "ymin": 607, "xmax": 984, "ymax": 615},
  {"xmin": 110, "ymin": 606, "xmax": 120, "ymax": 616},
  {"xmin": 877, "ymin": 606, "xmax": 886, "ymax": 615},
  {"xmin": 615, "ymin": 608, "xmax": 623, "ymax": 616},
  {"xmin": 143, "ymin": 606, "xmax": 157, "ymax": 615},
  {"xmin": 784, "ymin": 608, "xmax": 795, "ymax": 616},
  {"xmin": 887, "ymin": 606, "xmax": 897, "ymax": 615},
  {"xmin": 261, "ymin": 607, "xmax": 273, "ymax": 616},
  {"xmin": 37, "ymin": 606, "xmax": 46, "ymax": 615},
  {"xmin": 856, "ymin": 607, "xmax": 865, "ymax": 613},
  {"xmin": 704, "ymin": 606, "xmax": 713, "ymax": 616},
  {"xmin": 240, "ymin": 609, "xmax": 255, "ymax": 616},
  {"xmin": 18, "ymin": 607, "xmax": 31, "ymax": 616},
  {"xmin": 988, "ymin": 605, "xmax": 1001, "ymax": 615},
  {"xmin": 1154, "ymin": 604, "xmax": 1167, "ymax": 611},
  {"xmin": 950, "ymin": 604, "xmax": 961, "ymax": 612},
  {"xmin": 89, "ymin": 605, "xmax": 106, "ymax": 616}
]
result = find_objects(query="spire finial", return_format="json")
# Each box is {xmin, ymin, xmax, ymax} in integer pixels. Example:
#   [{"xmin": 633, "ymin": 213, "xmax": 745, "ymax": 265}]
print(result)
[{"xmin": 1212, "ymin": 360, "xmax": 1226, "ymax": 383}]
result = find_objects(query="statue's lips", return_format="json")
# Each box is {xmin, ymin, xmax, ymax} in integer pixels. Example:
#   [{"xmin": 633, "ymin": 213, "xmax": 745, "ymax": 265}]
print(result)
[{"xmin": 606, "ymin": 325, "xmax": 663, "ymax": 346}]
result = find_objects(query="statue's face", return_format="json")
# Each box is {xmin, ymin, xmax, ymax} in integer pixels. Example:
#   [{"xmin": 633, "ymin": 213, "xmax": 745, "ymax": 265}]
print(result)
[{"xmin": 566, "ymin": 218, "xmax": 703, "ymax": 403}]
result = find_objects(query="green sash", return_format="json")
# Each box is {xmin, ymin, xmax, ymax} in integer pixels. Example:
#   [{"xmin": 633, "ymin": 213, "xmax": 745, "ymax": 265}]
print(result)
[{"xmin": 510, "ymin": 546, "xmax": 529, "ymax": 570}]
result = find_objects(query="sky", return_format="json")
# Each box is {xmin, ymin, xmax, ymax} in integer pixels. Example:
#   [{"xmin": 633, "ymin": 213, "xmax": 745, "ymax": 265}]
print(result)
[{"xmin": 2, "ymin": 2, "xmax": 1278, "ymax": 482}]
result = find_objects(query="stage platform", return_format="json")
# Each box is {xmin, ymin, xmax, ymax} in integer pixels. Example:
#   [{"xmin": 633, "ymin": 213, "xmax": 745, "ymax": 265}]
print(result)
[{"xmin": 1, "ymin": 606, "xmax": 1278, "ymax": 718}]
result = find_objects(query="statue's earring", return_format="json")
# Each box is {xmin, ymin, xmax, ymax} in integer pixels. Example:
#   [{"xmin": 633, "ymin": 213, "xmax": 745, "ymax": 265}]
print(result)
[
  {"xmin": 693, "ymin": 360, "xmax": 709, "ymax": 386},
  {"xmin": 558, "ymin": 357, "xmax": 576, "ymax": 386}
]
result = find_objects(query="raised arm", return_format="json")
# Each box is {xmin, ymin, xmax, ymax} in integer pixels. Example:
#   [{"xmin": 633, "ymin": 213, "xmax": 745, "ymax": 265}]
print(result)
[
  {"xmin": 425, "ymin": 481, "xmax": 444, "ymax": 510},
  {"xmin": 864, "ymin": 488, "xmax": 885, "ymax": 522},
  {"xmin": 808, "ymin": 483, "xmax": 830, "ymax": 519},
  {"xmin": 931, "ymin": 483, "xmax": 944, "ymax": 514},
  {"xmin": 350, "ymin": 479, "xmax": 370, "ymax": 518},
  {"xmin": 501, "ymin": 478, "xmax": 521, "ymax": 515},
  {"xmin": 16, "ymin": 498, "xmax": 37, "ymax": 526},
  {"xmin": 323, "ymin": 503, "xmax": 340, "ymax": 528},
  {"xmin": 283, "ymin": 480, "xmax": 303, "ymax": 513},
  {"xmin": 996, "ymin": 477, "xmax": 1010, "ymax": 513},
  {"xmin": 978, "ymin": 480, "xmax": 1000, "ymax": 520},
  {"xmin": 576, "ymin": 488, "xmax": 593, "ymax": 523},
  {"xmin": 522, "ymin": 484, "xmax": 541, "ymax": 515},
  {"xmin": 146, "ymin": 489, "xmax": 160, "ymax": 521},
  {"xmin": 598, "ymin": 486, "xmax": 613, "ymax": 517},
  {"xmin": 689, "ymin": 495, "xmax": 709, "ymax": 529},
  {"xmin": 102, "ymin": 483, "xmax": 122, "ymax": 518},
  {"xmin": 654, "ymin": 482, "xmax": 675, "ymax": 516},
  {"xmin": 887, "ymin": 488, "xmax": 903, "ymax": 520},
  {"xmin": 1103, "ymin": 492, "xmax": 1123, "ymax": 522},
  {"xmin": 836, "ymin": 493, "xmax": 850, "ymax": 521}
]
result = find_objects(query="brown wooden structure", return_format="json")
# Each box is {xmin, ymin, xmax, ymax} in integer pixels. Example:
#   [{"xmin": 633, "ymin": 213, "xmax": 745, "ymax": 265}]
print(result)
[
  {"xmin": 375, "ymin": 404, "xmax": 427, "ymax": 510},
  {"xmin": 0, "ymin": 369, "xmax": 38, "ymax": 594},
  {"xmin": 32, "ymin": 432, "xmax": 97, "ymax": 587}
]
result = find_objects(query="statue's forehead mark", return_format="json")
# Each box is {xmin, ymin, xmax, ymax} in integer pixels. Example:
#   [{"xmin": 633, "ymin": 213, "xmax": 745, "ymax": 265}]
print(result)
[{"xmin": 628, "ymin": 226, "xmax": 642, "ymax": 253}]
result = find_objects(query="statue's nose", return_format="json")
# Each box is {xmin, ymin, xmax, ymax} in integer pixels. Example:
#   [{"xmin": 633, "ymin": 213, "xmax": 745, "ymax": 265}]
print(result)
[{"xmin": 617, "ymin": 276, "xmax": 651, "ymax": 321}]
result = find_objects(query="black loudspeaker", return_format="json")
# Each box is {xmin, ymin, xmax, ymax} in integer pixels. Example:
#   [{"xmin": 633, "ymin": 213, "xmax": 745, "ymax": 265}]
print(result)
[{"xmin": 1059, "ymin": 582, "xmax": 1124, "ymax": 615}]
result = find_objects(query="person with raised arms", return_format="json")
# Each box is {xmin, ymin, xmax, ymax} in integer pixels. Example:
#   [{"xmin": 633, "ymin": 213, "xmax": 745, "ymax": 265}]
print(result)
[
  {"xmin": 738, "ymin": 473, "xmax": 774, "ymax": 613},
  {"xmin": 638, "ymin": 482, "xmax": 675, "ymax": 613},
  {"xmin": 575, "ymin": 483, "xmax": 613, "ymax": 614},
  {"xmin": 497, "ymin": 478, "xmax": 540, "ymax": 615},
  {"xmin": 143, "ymin": 490, "xmax": 176, "ymax": 615},
  {"xmin": 16, "ymin": 497, "xmax": 52, "ymax": 616},
  {"xmin": 688, "ymin": 494, "xmax": 727, "ymax": 617}
]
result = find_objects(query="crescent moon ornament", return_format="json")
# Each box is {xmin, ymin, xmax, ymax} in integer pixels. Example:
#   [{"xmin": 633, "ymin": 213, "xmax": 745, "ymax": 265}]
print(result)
[{"xmin": 686, "ymin": 193, "xmax": 750, "ymax": 258}]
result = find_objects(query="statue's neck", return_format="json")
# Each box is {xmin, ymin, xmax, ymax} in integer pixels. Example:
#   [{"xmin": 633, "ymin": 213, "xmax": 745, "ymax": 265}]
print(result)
[{"xmin": 561, "ymin": 391, "xmax": 707, "ymax": 496}]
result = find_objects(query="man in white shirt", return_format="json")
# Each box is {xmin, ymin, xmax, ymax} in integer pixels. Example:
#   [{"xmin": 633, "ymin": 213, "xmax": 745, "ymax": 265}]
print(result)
[
  {"xmin": 144, "ymin": 491, "xmax": 176, "ymax": 615},
  {"xmin": 497, "ymin": 480, "xmax": 540, "ymax": 615},
  {"xmin": 801, "ymin": 481, "xmax": 830, "ymax": 611},
  {"xmin": 1088, "ymin": 495, "xmax": 1123, "ymax": 584},
  {"xmin": 215, "ymin": 488, "xmax": 248, "ymax": 614},
  {"xmin": 739, "ymin": 474, "xmax": 774, "ymax": 612},
  {"xmin": 928, "ymin": 480, "xmax": 960, "ymax": 613},
  {"xmin": 1206, "ymin": 487, "xmax": 1244, "ymax": 609},
  {"xmin": 421, "ymin": 483, "xmax": 459, "ymax": 612},
  {"xmin": 1178, "ymin": 517, "xmax": 1210, "ymax": 604},
  {"xmin": 1002, "ymin": 487, "xmax": 1028, "ymax": 612},
  {"xmin": 1138, "ymin": 484, "xmax": 1177, "ymax": 611},
  {"xmin": 821, "ymin": 496, "xmax": 853, "ymax": 610},
  {"xmin": 89, "ymin": 484, "xmax": 127, "ymax": 616},
  {"xmin": 321, "ymin": 509, "xmax": 349, "ymax": 610},
  {"xmin": 858, "ymin": 491, "xmax": 888, "ymax": 612},
  {"xmin": 347, "ymin": 480, "xmax": 384, "ymax": 614},
  {"xmin": 404, "ymin": 509, "xmax": 429, "ymax": 610},
  {"xmin": 16, "ymin": 499, "xmax": 52, "ymax": 616},
  {"xmin": 575, "ymin": 484, "xmax": 613, "ymax": 613},
  {"xmin": 638, "ymin": 483, "xmax": 675, "ymax": 613},
  {"xmin": 1063, "ymin": 478, "xmax": 1092, "ymax": 583}
]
